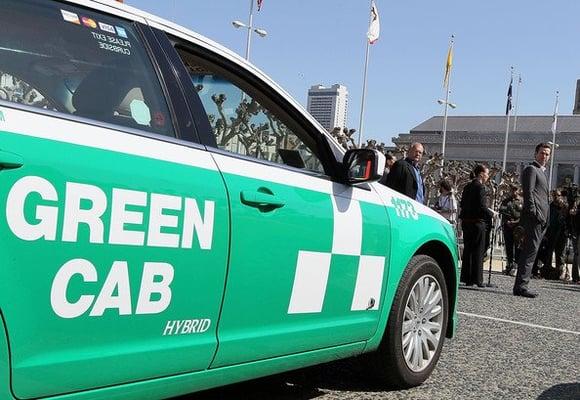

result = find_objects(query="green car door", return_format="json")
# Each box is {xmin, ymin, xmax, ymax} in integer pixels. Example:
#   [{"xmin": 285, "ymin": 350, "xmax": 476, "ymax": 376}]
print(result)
[
  {"xmin": 210, "ymin": 155, "xmax": 392, "ymax": 367},
  {"xmin": 167, "ymin": 40, "xmax": 392, "ymax": 367},
  {"xmin": 0, "ymin": 108, "xmax": 229, "ymax": 399}
]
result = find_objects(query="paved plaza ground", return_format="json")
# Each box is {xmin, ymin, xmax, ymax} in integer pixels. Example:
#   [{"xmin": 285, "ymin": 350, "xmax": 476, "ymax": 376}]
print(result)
[{"xmin": 181, "ymin": 273, "xmax": 579, "ymax": 400}]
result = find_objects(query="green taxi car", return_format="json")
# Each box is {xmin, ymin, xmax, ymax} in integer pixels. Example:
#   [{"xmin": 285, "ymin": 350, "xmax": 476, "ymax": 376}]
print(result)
[{"xmin": 0, "ymin": 0, "xmax": 458, "ymax": 398}]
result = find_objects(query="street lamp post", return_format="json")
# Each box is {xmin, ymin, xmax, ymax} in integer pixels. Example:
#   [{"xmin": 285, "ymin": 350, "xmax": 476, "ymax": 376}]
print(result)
[
  {"xmin": 232, "ymin": 0, "xmax": 267, "ymax": 61},
  {"xmin": 548, "ymin": 91, "xmax": 560, "ymax": 192},
  {"xmin": 437, "ymin": 97, "xmax": 457, "ymax": 168},
  {"xmin": 548, "ymin": 141, "xmax": 559, "ymax": 192}
]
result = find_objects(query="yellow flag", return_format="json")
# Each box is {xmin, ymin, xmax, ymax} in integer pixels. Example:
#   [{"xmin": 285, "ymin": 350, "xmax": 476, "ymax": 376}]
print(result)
[{"xmin": 443, "ymin": 44, "xmax": 453, "ymax": 87}]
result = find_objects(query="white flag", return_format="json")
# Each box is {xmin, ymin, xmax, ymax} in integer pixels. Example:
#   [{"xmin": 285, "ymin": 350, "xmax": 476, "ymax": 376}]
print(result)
[
  {"xmin": 367, "ymin": 1, "xmax": 380, "ymax": 44},
  {"xmin": 551, "ymin": 96, "xmax": 559, "ymax": 134}
]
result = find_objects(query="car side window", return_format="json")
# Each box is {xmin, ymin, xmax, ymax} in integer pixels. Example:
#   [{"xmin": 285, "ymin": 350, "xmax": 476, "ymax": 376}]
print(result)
[
  {"xmin": 174, "ymin": 47, "xmax": 326, "ymax": 174},
  {"xmin": 0, "ymin": 0, "xmax": 174, "ymax": 137}
]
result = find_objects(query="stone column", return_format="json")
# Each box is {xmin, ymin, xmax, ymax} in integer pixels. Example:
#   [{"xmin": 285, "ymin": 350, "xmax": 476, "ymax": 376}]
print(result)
[{"xmin": 574, "ymin": 165, "xmax": 580, "ymax": 185}]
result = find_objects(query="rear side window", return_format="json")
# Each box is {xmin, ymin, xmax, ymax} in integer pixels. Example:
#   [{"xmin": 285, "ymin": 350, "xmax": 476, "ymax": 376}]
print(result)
[
  {"xmin": 174, "ymin": 47, "xmax": 326, "ymax": 174},
  {"xmin": 0, "ymin": 0, "xmax": 174, "ymax": 137}
]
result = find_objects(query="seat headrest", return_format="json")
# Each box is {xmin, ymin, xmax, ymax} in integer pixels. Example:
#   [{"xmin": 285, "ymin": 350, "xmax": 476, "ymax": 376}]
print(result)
[{"xmin": 72, "ymin": 65, "xmax": 133, "ymax": 120}]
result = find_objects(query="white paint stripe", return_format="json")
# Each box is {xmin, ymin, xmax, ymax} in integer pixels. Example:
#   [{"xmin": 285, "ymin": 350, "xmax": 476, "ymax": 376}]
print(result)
[
  {"xmin": 331, "ymin": 196, "xmax": 362, "ymax": 256},
  {"xmin": 351, "ymin": 255, "xmax": 385, "ymax": 311},
  {"xmin": 212, "ymin": 152, "xmax": 384, "ymax": 205},
  {"xmin": 288, "ymin": 251, "xmax": 331, "ymax": 314},
  {"xmin": 458, "ymin": 311, "xmax": 580, "ymax": 335},
  {"xmin": 0, "ymin": 106, "xmax": 217, "ymax": 171}
]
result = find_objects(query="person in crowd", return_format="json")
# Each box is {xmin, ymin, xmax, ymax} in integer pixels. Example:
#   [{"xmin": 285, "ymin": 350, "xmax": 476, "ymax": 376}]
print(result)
[
  {"xmin": 379, "ymin": 152, "xmax": 396, "ymax": 183},
  {"xmin": 499, "ymin": 185, "xmax": 522, "ymax": 276},
  {"xmin": 459, "ymin": 164, "xmax": 493, "ymax": 287},
  {"xmin": 570, "ymin": 197, "xmax": 580, "ymax": 283},
  {"xmin": 513, "ymin": 143, "xmax": 551, "ymax": 298},
  {"xmin": 539, "ymin": 190, "xmax": 568, "ymax": 280},
  {"xmin": 434, "ymin": 179, "xmax": 458, "ymax": 224},
  {"xmin": 385, "ymin": 142, "xmax": 425, "ymax": 204},
  {"xmin": 385, "ymin": 152, "xmax": 396, "ymax": 173}
]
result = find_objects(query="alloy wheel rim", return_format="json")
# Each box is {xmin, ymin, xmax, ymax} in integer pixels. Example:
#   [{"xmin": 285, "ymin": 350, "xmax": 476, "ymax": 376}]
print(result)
[{"xmin": 401, "ymin": 274, "xmax": 444, "ymax": 372}]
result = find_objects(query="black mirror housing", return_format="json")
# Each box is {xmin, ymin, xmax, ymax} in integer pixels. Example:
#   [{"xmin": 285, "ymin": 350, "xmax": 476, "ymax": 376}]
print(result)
[{"xmin": 342, "ymin": 149, "xmax": 385, "ymax": 185}]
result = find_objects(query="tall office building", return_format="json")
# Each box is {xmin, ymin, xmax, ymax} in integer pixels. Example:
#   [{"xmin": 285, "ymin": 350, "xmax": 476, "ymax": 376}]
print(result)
[
  {"xmin": 307, "ymin": 84, "xmax": 348, "ymax": 131},
  {"xmin": 574, "ymin": 80, "xmax": 580, "ymax": 115}
]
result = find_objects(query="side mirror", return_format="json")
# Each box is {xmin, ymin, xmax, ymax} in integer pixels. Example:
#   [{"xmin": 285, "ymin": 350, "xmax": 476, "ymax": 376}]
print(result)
[{"xmin": 343, "ymin": 149, "xmax": 385, "ymax": 185}]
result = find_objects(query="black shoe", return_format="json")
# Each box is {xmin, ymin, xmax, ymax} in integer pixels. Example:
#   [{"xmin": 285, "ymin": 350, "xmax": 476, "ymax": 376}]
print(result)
[
  {"xmin": 513, "ymin": 289, "xmax": 538, "ymax": 298},
  {"xmin": 476, "ymin": 283, "xmax": 486, "ymax": 288}
]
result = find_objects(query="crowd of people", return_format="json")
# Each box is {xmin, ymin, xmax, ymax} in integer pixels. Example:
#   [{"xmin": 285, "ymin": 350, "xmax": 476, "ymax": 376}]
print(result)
[{"xmin": 383, "ymin": 142, "xmax": 580, "ymax": 298}]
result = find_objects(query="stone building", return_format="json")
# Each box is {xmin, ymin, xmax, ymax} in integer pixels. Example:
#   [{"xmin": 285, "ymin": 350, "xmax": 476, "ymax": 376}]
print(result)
[{"xmin": 392, "ymin": 115, "xmax": 580, "ymax": 187}]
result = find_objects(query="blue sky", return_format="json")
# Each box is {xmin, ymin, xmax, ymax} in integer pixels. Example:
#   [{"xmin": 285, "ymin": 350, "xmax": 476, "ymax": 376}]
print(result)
[{"xmin": 130, "ymin": 0, "xmax": 579, "ymax": 144}]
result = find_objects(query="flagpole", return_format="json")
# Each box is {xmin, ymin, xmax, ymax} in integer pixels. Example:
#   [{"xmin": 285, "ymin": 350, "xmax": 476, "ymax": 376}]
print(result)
[
  {"xmin": 358, "ymin": 0, "xmax": 379, "ymax": 147},
  {"xmin": 245, "ymin": 0, "xmax": 255, "ymax": 61},
  {"xmin": 440, "ymin": 35, "xmax": 454, "ymax": 167},
  {"xmin": 358, "ymin": 39, "xmax": 371, "ymax": 147},
  {"xmin": 548, "ymin": 90, "xmax": 559, "ymax": 192},
  {"xmin": 502, "ymin": 67, "xmax": 514, "ymax": 173},
  {"xmin": 501, "ymin": 113, "xmax": 511, "ymax": 172},
  {"xmin": 513, "ymin": 74, "xmax": 522, "ymax": 131}
]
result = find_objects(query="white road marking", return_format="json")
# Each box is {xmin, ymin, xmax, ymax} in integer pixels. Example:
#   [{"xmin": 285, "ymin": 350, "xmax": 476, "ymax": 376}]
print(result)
[{"xmin": 458, "ymin": 311, "xmax": 580, "ymax": 335}]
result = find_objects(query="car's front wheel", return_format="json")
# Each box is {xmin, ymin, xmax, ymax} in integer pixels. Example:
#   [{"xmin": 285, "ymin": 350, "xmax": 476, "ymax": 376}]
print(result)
[{"xmin": 370, "ymin": 254, "xmax": 448, "ymax": 388}]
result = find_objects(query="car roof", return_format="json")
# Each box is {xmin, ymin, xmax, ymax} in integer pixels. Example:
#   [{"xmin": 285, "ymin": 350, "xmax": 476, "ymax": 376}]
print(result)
[{"xmin": 64, "ymin": 0, "xmax": 345, "ymax": 154}]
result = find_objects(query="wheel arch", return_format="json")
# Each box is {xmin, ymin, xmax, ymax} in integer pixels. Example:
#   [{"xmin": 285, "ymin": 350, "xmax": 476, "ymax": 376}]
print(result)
[{"xmin": 414, "ymin": 240, "xmax": 458, "ymax": 339}]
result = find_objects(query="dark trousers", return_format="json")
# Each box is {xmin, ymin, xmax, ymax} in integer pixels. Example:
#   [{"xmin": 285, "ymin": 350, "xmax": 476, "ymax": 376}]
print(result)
[
  {"xmin": 515, "ymin": 216, "xmax": 546, "ymax": 292},
  {"xmin": 542, "ymin": 228, "xmax": 568, "ymax": 279},
  {"xmin": 461, "ymin": 221, "xmax": 486, "ymax": 285},
  {"xmin": 502, "ymin": 224, "xmax": 520, "ymax": 265},
  {"xmin": 572, "ymin": 234, "xmax": 579, "ymax": 282}
]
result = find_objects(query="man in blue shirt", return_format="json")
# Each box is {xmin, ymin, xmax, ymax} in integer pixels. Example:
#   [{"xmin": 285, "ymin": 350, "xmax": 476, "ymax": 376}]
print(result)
[{"xmin": 385, "ymin": 142, "xmax": 426, "ymax": 204}]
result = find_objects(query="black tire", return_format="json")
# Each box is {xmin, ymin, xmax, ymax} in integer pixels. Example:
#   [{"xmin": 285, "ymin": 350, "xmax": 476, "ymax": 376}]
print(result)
[{"xmin": 369, "ymin": 254, "xmax": 449, "ymax": 388}]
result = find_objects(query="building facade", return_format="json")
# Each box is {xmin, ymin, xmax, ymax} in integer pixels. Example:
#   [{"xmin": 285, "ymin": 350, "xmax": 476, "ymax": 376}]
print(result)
[
  {"xmin": 392, "ymin": 115, "xmax": 580, "ymax": 188},
  {"xmin": 306, "ymin": 84, "xmax": 348, "ymax": 132}
]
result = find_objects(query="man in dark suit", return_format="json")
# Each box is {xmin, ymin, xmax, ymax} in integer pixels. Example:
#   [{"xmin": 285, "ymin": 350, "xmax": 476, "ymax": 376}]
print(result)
[
  {"xmin": 384, "ymin": 142, "xmax": 425, "ymax": 204},
  {"xmin": 459, "ymin": 164, "xmax": 493, "ymax": 287},
  {"xmin": 571, "ymin": 197, "xmax": 580, "ymax": 283},
  {"xmin": 513, "ymin": 143, "xmax": 551, "ymax": 298}
]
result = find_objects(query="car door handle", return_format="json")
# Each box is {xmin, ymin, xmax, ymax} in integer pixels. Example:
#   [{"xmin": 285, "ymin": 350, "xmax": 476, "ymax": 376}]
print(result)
[
  {"xmin": 240, "ymin": 190, "xmax": 285, "ymax": 210},
  {"xmin": 0, "ymin": 150, "xmax": 24, "ymax": 170}
]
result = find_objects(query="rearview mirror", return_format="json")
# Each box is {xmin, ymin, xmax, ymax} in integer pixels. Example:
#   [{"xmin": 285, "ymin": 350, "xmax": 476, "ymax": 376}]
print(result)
[{"xmin": 343, "ymin": 149, "xmax": 385, "ymax": 185}]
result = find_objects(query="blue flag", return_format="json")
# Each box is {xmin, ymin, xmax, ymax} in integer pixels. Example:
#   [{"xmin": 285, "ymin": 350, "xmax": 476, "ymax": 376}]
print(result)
[{"xmin": 505, "ymin": 78, "xmax": 513, "ymax": 115}]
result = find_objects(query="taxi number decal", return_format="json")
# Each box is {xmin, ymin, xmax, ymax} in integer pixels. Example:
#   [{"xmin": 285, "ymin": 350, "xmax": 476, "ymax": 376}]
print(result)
[{"xmin": 391, "ymin": 197, "xmax": 419, "ymax": 220}]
